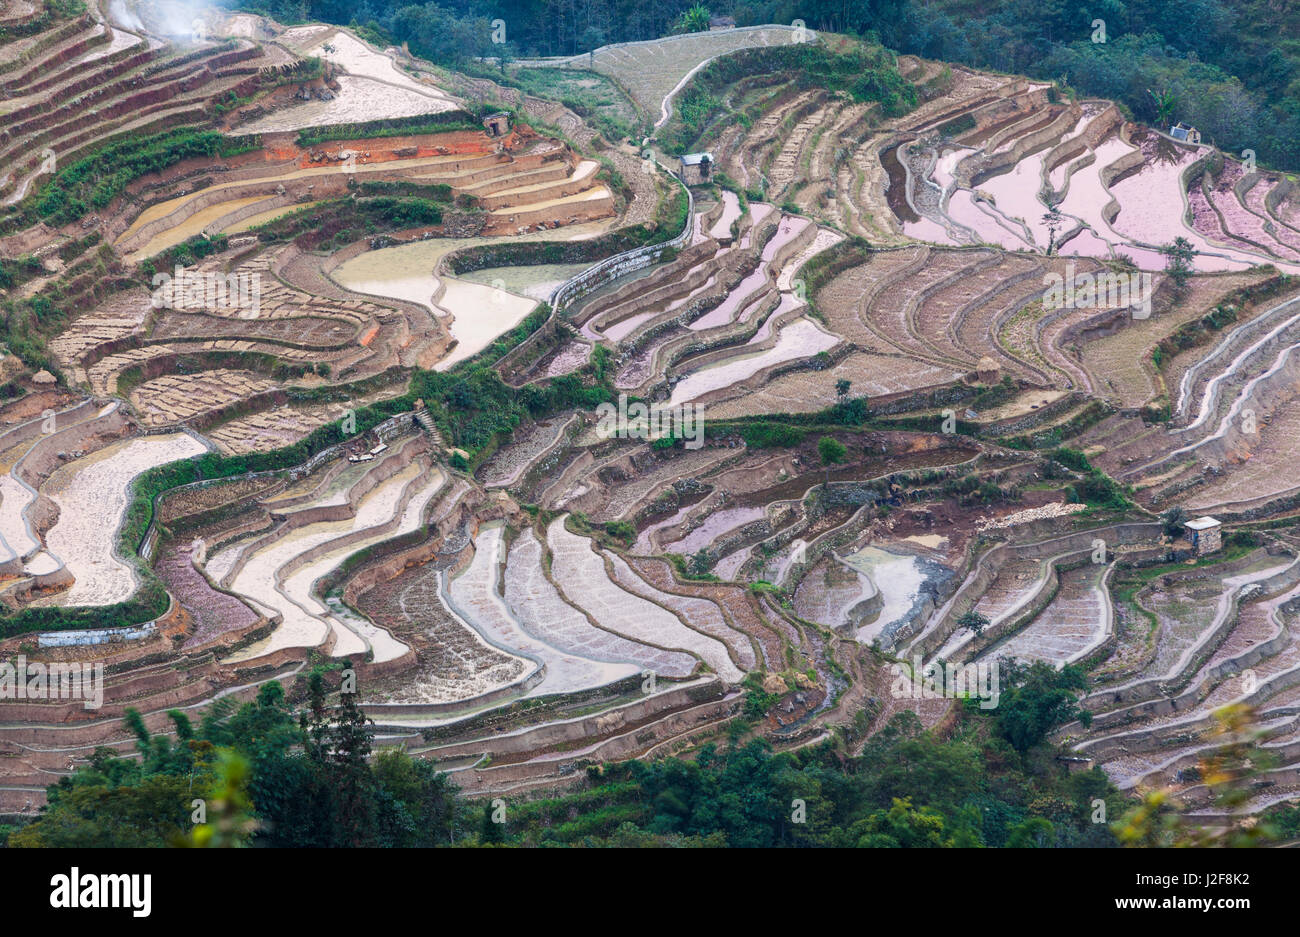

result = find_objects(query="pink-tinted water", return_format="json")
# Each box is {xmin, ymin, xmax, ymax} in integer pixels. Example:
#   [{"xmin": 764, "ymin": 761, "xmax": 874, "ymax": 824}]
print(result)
[
  {"xmin": 1109, "ymin": 153, "xmax": 1253, "ymax": 271},
  {"xmin": 687, "ymin": 216, "xmax": 806, "ymax": 332},
  {"xmin": 903, "ymin": 215, "xmax": 958, "ymax": 244},
  {"xmin": 1057, "ymin": 225, "xmax": 1112, "ymax": 260},
  {"xmin": 689, "ymin": 268, "xmax": 767, "ymax": 331},
  {"xmin": 709, "ymin": 190, "xmax": 743, "ymax": 240},
  {"xmin": 1187, "ymin": 182, "xmax": 1230, "ymax": 241},
  {"xmin": 662, "ymin": 506, "xmax": 765, "ymax": 555},
  {"xmin": 669, "ymin": 317, "xmax": 837, "ymax": 404},
  {"xmin": 1046, "ymin": 107, "xmax": 1105, "ymax": 189},
  {"xmin": 1056, "ymin": 135, "xmax": 1134, "ymax": 234},
  {"xmin": 1244, "ymin": 179, "xmax": 1300, "ymax": 252},
  {"xmin": 979, "ymin": 152, "xmax": 1052, "ymax": 247},
  {"xmin": 633, "ymin": 500, "xmax": 696, "ymax": 553},
  {"xmin": 746, "ymin": 293, "xmax": 802, "ymax": 344},
  {"xmin": 691, "ymin": 212, "xmax": 709, "ymax": 245},
  {"xmin": 600, "ymin": 310, "xmax": 656, "ymax": 342},
  {"xmin": 1206, "ymin": 164, "xmax": 1300, "ymax": 260},
  {"xmin": 666, "ymin": 274, "xmax": 718, "ymax": 313},
  {"xmin": 762, "ymin": 216, "xmax": 811, "ymax": 261},
  {"xmin": 932, "ymin": 147, "xmax": 973, "ymax": 190},
  {"xmin": 740, "ymin": 202, "xmax": 775, "ymax": 248},
  {"xmin": 946, "ymin": 190, "xmax": 1031, "ymax": 249}
]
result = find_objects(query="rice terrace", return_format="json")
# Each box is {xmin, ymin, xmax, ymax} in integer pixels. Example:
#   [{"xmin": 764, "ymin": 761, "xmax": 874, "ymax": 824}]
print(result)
[{"xmin": 2, "ymin": 0, "xmax": 1300, "ymax": 859}]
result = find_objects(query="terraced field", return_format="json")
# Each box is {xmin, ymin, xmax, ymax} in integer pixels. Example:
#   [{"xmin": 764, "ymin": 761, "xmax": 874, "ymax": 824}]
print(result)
[
  {"xmin": 516, "ymin": 26, "xmax": 814, "ymax": 127},
  {"xmin": 5, "ymin": 7, "xmax": 1300, "ymax": 838}
]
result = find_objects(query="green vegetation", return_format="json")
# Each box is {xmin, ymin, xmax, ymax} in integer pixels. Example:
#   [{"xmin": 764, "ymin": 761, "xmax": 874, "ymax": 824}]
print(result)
[
  {"xmin": 936, "ymin": 112, "xmax": 977, "ymax": 137},
  {"xmin": 665, "ymin": 551, "xmax": 720, "ymax": 582},
  {"xmin": 0, "ymin": 0, "xmax": 85, "ymax": 45},
  {"xmin": 670, "ymin": 3, "xmax": 711, "ymax": 34},
  {"xmin": 1067, "ymin": 470, "xmax": 1132, "ymax": 512},
  {"xmin": 446, "ymin": 182, "xmax": 688, "ymax": 275},
  {"xmin": 29, "ymin": 130, "xmax": 261, "ymax": 228},
  {"xmin": 507, "ymin": 67, "xmax": 642, "ymax": 141},
  {"xmin": 7, "ymin": 676, "xmax": 456, "ymax": 848},
  {"xmin": 1050, "ymin": 447, "xmax": 1092, "ymax": 473},
  {"xmin": 957, "ymin": 609, "xmax": 989, "ymax": 637},
  {"xmin": 735, "ymin": 420, "xmax": 808, "ymax": 449},
  {"xmin": 1152, "ymin": 276, "xmax": 1293, "ymax": 375},
  {"xmin": 228, "ymin": 0, "xmax": 1300, "ymax": 171},
  {"xmin": 1161, "ymin": 505, "xmax": 1189, "ymax": 538},
  {"xmin": 1162, "ymin": 237, "xmax": 1196, "ymax": 294},
  {"xmin": 816, "ymin": 435, "xmax": 847, "ymax": 488},
  {"xmin": 989, "ymin": 662, "xmax": 1092, "ymax": 752},
  {"xmin": 6, "ymin": 664, "xmax": 1125, "ymax": 848},
  {"xmin": 229, "ymin": 194, "xmax": 455, "ymax": 254},
  {"xmin": 661, "ymin": 40, "xmax": 918, "ymax": 152},
  {"xmin": 0, "ymin": 254, "xmax": 45, "ymax": 290},
  {"xmin": 293, "ymin": 111, "xmax": 479, "ymax": 147}
]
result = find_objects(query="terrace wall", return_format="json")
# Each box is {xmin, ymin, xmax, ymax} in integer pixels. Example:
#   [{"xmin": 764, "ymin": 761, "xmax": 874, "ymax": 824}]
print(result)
[
  {"xmin": 425, "ymin": 680, "xmax": 730, "ymax": 767},
  {"xmin": 908, "ymin": 521, "xmax": 1160, "ymax": 658},
  {"xmin": 1084, "ymin": 551, "xmax": 1300, "ymax": 717}
]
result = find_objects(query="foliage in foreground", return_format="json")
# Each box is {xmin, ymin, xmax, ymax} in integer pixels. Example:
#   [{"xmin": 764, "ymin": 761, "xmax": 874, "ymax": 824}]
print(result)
[{"xmin": 5, "ymin": 664, "xmax": 1131, "ymax": 849}]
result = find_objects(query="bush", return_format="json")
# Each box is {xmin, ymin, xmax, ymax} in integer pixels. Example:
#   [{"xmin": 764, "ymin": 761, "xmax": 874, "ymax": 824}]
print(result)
[
  {"xmin": 660, "ymin": 41, "xmax": 917, "ymax": 152},
  {"xmin": 737, "ymin": 422, "xmax": 806, "ymax": 448},
  {"xmin": 34, "ymin": 130, "xmax": 260, "ymax": 226}
]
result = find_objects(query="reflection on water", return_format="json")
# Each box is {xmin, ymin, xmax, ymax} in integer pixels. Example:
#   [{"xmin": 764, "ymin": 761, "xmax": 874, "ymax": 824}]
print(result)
[{"xmin": 841, "ymin": 544, "xmax": 954, "ymax": 644}]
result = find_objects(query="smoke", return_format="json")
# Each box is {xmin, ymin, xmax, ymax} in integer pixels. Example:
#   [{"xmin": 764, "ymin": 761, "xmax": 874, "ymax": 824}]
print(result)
[
  {"xmin": 146, "ymin": 0, "xmax": 210, "ymax": 38},
  {"xmin": 106, "ymin": 0, "xmax": 144, "ymax": 32},
  {"xmin": 106, "ymin": 0, "xmax": 215, "ymax": 39}
]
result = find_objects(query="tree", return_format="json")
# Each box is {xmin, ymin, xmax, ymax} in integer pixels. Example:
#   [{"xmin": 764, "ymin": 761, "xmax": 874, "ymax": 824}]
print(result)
[
  {"xmin": 835, "ymin": 378, "xmax": 852, "ymax": 400},
  {"xmin": 1006, "ymin": 816, "xmax": 1056, "ymax": 847},
  {"xmin": 1161, "ymin": 505, "xmax": 1188, "ymax": 539},
  {"xmin": 480, "ymin": 802, "xmax": 506, "ymax": 844},
  {"xmin": 371, "ymin": 749, "xmax": 458, "ymax": 846},
  {"xmin": 671, "ymin": 4, "xmax": 711, "ymax": 35},
  {"xmin": 994, "ymin": 662, "xmax": 1092, "ymax": 752},
  {"xmin": 850, "ymin": 797, "xmax": 956, "ymax": 848},
  {"xmin": 303, "ymin": 665, "xmax": 377, "ymax": 847},
  {"xmin": 817, "ymin": 435, "xmax": 847, "ymax": 490},
  {"xmin": 180, "ymin": 750, "xmax": 258, "ymax": 848},
  {"xmin": 1041, "ymin": 201, "xmax": 1063, "ymax": 255},
  {"xmin": 1147, "ymin": 87, "xmax": 1179, "ymax": 128},
  {"xmin": 957, "ymin": 609, "xmax": 990, "ymax": 636},
  {"xmin": 1162, "ymin": 236, "xmax": 1196, "ymax": 295}
]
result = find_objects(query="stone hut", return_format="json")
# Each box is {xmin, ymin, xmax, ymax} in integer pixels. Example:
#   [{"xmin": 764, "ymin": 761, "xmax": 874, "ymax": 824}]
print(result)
[
  {"xmin": 483, "ymin": 112, "xmax": 511, "ymax": 137},
  {"xmin": 678, "ymin": 152, "xmax": 713, "ymax": 186},
  {"xmin": 1183, "ymin": 516, "xmax": 1222, "ymax": 555}
]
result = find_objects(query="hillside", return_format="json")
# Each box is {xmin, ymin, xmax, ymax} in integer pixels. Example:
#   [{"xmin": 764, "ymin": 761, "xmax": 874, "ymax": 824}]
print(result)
[{"xmin": 1, "ymin": 1, "xmax": 1298, "ymax": 854}]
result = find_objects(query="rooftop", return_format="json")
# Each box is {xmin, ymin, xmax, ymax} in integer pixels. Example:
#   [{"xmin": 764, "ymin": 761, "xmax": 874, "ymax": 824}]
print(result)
[{"xmin": 1184, "ymin": 516, "xmax": 1221, "ymax": 530}]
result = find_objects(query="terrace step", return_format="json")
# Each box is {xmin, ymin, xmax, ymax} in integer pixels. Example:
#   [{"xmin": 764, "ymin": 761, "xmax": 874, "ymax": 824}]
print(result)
[
  {"xmin": 445, "ymin": 522, "xmax": 639, "ymax": 697},
  {"xmin": 547, "ymin": 516, "xmax": 740, "ymax": 681}
]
